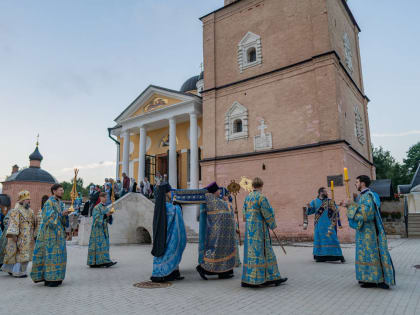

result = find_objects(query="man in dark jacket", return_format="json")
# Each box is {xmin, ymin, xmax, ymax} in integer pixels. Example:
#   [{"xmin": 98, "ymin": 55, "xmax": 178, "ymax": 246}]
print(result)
[{"xmin": 88, "ymin": 187, "xmax": 100, "ymax": 217}]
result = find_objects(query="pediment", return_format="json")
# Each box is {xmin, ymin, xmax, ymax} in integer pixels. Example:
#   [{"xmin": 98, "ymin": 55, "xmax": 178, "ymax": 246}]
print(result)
[
  {"xmin": 239, "ymin": 31, "xmax": 260, "ymax": 46},
  {"xmin": 226, "ymin": 101, "xmax": 247, "ymax": 117},
  {"xmin": 115, "ymin": 85, "xmax": 199, "ymax": 123},
  {"xmin": 129, "ymin": 94, "xmax": 183, "ymax": 118}
]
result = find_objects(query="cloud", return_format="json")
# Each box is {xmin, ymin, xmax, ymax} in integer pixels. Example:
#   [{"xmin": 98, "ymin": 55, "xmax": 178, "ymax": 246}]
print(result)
[
  {"xmin": 372, "ymin": 130, "xmax": 420, "ymax": 138},
  {"xmin": 60, "ymin": 161, "xmax": 115, "ymax": 173}
]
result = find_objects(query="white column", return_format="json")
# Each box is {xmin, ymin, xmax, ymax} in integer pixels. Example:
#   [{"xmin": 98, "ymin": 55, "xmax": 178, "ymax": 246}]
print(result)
[
  {"xmin": 189, "ymin": 112, "xmax": 199, "ymax": 189},
  {"xmin": 116, "ymin": 143, "xmax": 120, "ymax": 179},
  {"xmin": 169, "ymin": 117, "xmax": 177, "ymax": 188},
  {"xmin": 122, "ymin": 130, "xmax": 130, "ymax": 176},
  {"xmin": 138, "ymin": 126, "xmax": 147, "ymax": 183}
]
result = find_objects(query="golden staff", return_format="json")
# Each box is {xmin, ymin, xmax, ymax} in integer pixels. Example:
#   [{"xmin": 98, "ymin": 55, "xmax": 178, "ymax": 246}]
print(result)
[
  {"xmin": 67, "ymin": 169, "xmax": 79, "ymax": 213},
  {"xmin": 327, "ymin": 180, "xmax": 340, "ymax": 236},
  {"xmin": 109, "ymin": 179, "xmax": 116, "ymax": 214},
  {"xmin": 227, "ymin": 180, "xmax": 242, "ymax": 246}
]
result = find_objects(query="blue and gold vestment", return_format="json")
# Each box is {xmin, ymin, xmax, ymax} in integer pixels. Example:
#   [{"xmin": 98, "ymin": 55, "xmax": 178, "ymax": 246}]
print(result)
[
  {"xmin": 31, "ymin": 196, "xmax": 68, "ymax": 283},
  {"xmin": 242, "ymin": 191, "xmax": 282, "ymax": 285},
  {"xmin": 199, "ymin": 193, "xmax": 236, "ymax": 273},
  {"xmin": 307, "ymin": 198, "xmax": 344, "ymax": 261},
  {"xmin": 347, "ymin": 189, "xmax": 395, "ymax": 286},
  {"xmin": 87, "ymin": 203, "xmax": 113, "ymax": 266}
]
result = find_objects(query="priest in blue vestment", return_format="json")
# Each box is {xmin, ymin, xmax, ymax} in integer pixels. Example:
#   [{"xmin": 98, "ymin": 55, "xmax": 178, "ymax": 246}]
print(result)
[
  {"xmin": 197, "ymin": 182, "xmax": 236, "ymax": 280},
  {"xmin": 306, "ymin": 187, "xmax": 345, "ymax": 263},
  {"xmin": 87, "ymin": 192, "xmax": 117, "ymax": 268},
  {"xmin": 344, "ymin": 175, "xmax": 395, "ymax": 289},
  {"xmin": 31, "ymin": 184, "xmax": 69, "ymax": 287},
  {"xmin": 241, "ymin": 177, "xmax": 287, "ymax": 288},
  {"xmin": 151, "ymin": 183, "xmax": 186, "ymax": 282}
]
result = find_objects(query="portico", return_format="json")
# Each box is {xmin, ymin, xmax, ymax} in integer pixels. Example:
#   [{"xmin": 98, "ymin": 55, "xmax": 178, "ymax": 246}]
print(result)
[{"xmin": 111, "ymin": 85, "xmax": 202, "ymax": 190}]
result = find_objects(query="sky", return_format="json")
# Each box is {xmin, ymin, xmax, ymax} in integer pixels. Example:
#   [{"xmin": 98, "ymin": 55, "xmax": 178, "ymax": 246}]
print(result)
[{"xmin": 0, "ymin": 0, "xmax": 419, "ymax": 189}]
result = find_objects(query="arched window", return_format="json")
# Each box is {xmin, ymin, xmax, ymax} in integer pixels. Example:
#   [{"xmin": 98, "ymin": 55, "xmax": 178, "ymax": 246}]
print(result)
[
  {"xmin": 247, "ymin": 47, "xmax": 256, "ymax": 63},
  {"xmin": 238, "ymin": 32, "xmax": 262, "ymax": 72},
  {"xmin": 233, "ymin": 119, "xmax": 243, "ymax": 133},
  {"xmin": 225, "ymin": 101, "xmax": 248, "ymax": 141}
]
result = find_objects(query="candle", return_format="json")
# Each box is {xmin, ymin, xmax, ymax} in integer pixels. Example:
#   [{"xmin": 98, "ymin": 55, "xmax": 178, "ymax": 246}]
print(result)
[
  {"xmin": 344, "ymin": 168, "xmax": 349, "ymax": 181},
  {"xmin": 330, "ymin": 180, "xmax": 334, "ymax": 191}
]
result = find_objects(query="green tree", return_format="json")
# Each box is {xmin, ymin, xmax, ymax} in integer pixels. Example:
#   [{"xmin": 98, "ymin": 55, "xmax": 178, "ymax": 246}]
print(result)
[
  {"xmin": 60, "ymin": 178, "xmax": 96, "ymax": 201},
  {"xmin": 372, "ymin": 146, "xmax": 410, "ymax": 190},
  {"xmin": 403, "ymin": 142, "xmax": 420, "ymax": 179},
  {"xmin": 373, "ymin": 146, "xmax": 396, "ymax": 180}
]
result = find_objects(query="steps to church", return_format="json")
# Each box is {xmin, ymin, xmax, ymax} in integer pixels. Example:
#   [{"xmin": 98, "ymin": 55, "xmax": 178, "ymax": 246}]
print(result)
[{"xmin": 407, "ymin": 214, "xmax": 420, "ymax": 238}]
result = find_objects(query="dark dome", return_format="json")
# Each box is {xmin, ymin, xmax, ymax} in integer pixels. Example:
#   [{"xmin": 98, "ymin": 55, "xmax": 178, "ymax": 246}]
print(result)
[
  {"xmin": 5, "ymin": 167, "xmax": 57, "ymax": 184},
  {"xmin": 180, "ymin": 75, "xmax": 200, "ymax": 93},
  {"xmin": 198, "ymin": 71, "xmax": 204, "ymax": 80},
  {"xmin": 0, "ymin": 194, "xmax": 11, "ymax": 207},
  {"xmin": 29, "ymin": 146, "xmax": 43, "ymax": 161}
]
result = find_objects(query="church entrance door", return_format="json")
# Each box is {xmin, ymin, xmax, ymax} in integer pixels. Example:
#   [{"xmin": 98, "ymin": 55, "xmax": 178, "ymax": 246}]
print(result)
[{"xmin": 156, "ymin": 153, "xmax": 168, "ymax": 178}]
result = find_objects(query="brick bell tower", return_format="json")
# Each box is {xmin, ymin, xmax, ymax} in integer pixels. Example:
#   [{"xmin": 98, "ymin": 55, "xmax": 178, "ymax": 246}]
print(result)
[{"xmin": 199, "ymin": 0, "xmax": 374, "ymax": 242}]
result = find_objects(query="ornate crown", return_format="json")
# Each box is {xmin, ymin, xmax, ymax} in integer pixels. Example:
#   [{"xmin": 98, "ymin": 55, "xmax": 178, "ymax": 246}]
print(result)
[{"xmin": 18, "ymin": 190, "xmax": 31, "ymax": 202}]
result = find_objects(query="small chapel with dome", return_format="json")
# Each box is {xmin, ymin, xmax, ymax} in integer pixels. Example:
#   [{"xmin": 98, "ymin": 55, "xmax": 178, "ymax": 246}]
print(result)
[{"xmin": 1, "ymin": 142, "xmax": 57, "ymax": 213}]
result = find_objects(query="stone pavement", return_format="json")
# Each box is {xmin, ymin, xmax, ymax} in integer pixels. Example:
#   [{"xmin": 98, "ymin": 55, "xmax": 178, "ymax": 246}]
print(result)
[{"xmin": 0, "ymin": 239, "xmax": 419, "ymax": 315}]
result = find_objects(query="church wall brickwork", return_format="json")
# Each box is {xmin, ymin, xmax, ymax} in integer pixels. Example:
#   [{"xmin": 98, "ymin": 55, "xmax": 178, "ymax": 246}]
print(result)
[
  {"xmin": 201, "ymin": 142, "xmax": 372, "ymax": 243},
  {"xmin": 2, "ymin": 181, "xmax": 53, "ymax": 215},
  {"xmin": 326, "ymin": 0, "xmax": 363, "ymax": 90},
  {"xmin": 203, "ymin": 58, "xmax": 344, "ymax": 159},
  {"xmin": 202, "ymin": 0, "xmax": 331, "ymax": 90}
]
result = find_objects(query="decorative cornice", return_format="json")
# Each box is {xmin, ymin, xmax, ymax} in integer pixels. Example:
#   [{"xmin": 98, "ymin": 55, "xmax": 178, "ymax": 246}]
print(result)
[
  {"xmin": 200, "ymin": 139, "xmax": 373, "ymax": 166},
  {"xmin": 202, "ymin": 50, "xmax": 369, "ymax": 102}
]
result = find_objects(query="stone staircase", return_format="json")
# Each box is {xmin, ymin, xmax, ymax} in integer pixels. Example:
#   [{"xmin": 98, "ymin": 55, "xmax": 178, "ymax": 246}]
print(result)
[
  {"xmin": 185, "ymin": 225, "xmax": 199, "ymax": 243},
  {"xmin": 407, "ymin": 213, "xmax": 420, "ymax": 238}
]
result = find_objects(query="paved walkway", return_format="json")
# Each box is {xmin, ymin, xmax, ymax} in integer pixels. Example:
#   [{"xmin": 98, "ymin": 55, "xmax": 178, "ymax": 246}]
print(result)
[{"xmin": 0, "ymin": 239, "xmax": 419, "ymax": 315}]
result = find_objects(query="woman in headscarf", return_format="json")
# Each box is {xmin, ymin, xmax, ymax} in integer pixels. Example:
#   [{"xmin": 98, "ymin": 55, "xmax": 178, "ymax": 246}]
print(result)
[{"xmin": 151, "ymin": 183, "xmax": 187, "ymax": 282}]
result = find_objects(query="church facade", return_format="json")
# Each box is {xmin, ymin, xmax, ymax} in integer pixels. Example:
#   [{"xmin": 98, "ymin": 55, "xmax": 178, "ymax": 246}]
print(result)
[{"xmin": 109, "ymin": 0, "xmax": 373, "ymax": 242}]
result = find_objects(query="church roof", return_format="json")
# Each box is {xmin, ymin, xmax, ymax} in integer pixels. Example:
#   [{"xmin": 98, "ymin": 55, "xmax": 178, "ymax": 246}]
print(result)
[
  {"xmin": 180, "ymin": 75, "xmax": 200, "ymax": 93},
  {"xmin": 4, "ymin": 167, "xmax": 57, "ymax": 184},
  {"xmin": 370, "ymin": 179, "xmax": 393, "ymax": 199},
  {"xmin": 29, "ymin": 146, "xmax": 43, "ymax": 161},
  {"xmin": 410, "ymin": 165, "xmax": 420, "ymax": 190},
  {"xmin": 398, "ymin": 165, "xmax": 420, "ymax": 194}
]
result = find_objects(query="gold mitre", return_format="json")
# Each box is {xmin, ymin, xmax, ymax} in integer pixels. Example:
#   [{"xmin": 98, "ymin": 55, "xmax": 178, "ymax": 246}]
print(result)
[{"xmin": 18, "ymin": 190, "xmax": 31, "ymax": 202}]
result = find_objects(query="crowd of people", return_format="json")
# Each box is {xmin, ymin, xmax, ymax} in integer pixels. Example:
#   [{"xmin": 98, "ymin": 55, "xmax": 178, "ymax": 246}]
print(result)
[{"xmin": 0, "ymin": 173, "xmax": 395, "ymax": 290}]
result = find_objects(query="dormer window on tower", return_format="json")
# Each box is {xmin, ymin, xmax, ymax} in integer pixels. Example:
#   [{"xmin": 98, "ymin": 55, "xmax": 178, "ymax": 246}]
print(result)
[{"xmin": 238, "ymin": 32, "xmax": 262, "ymax": 73}]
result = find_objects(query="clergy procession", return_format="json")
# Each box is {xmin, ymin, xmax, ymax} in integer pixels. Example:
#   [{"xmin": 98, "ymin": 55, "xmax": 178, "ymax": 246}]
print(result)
[
  {"xmin": 3, "ymin": 0, "xmax": 419, "ymax": 313},
  {"xmin": 0, "ymin": 171, "xmax": 395, "ymax": 291}
]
